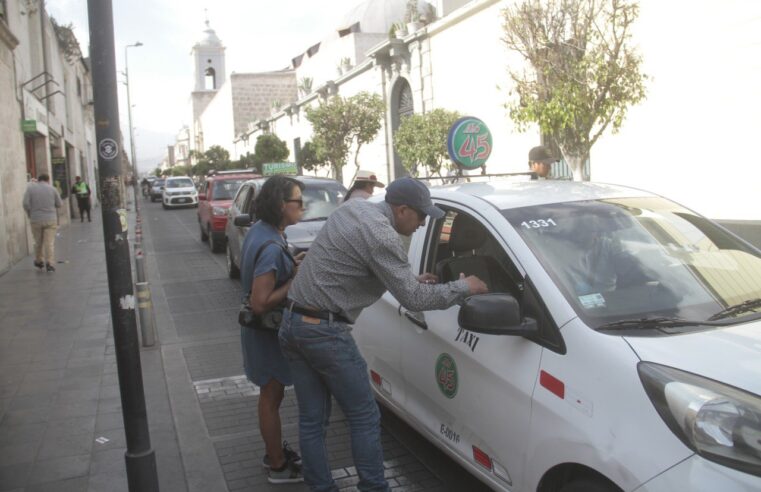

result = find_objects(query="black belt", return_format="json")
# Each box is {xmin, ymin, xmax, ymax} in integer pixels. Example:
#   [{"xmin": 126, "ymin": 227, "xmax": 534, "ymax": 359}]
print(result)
[{"xmin": 288, "ymin": 301, "xmax": 351, "ymax": 324}]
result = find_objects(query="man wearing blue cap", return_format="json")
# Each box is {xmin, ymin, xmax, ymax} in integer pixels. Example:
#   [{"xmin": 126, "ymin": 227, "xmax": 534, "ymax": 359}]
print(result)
[{"xmin": 280, "ymin": 177, "xmax": 488, "ymax": 491}]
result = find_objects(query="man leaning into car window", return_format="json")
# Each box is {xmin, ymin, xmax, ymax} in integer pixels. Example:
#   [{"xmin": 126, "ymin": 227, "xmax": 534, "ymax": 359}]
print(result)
[{"xmin": 279, "ymin": 177, "xmax": 488, "ymax": 492}]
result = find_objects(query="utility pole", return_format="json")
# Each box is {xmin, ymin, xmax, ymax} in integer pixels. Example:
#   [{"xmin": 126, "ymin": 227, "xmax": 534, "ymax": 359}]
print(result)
[{"xmin": 86, "ymin": 1, "xmax": 159, "ymax": 490}]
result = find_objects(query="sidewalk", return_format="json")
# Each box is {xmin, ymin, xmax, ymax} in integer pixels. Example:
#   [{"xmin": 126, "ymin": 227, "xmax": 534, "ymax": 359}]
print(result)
[{"xmin": 0, "ymin": 212, "xmax": 185, "ymax": 491}]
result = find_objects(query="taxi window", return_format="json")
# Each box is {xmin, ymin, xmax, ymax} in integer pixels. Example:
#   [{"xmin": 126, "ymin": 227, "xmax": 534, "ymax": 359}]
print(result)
[{"xmin": 425, "ymin": 209, "xmax": 523, "ymax": 298}]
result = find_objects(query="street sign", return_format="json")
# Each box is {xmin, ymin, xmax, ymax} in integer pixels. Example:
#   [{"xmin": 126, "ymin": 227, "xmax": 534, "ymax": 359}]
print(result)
[
  {"xmin": 21, "ymin": 119, "xmax": 37, "ymax": 133},
  {"xmin": 447, "ymin": 117, "xmax": 493, "ymax": 170},
  {"xmin": 263, "ymin": 162, "xmax": 297, "ymax": 176}
]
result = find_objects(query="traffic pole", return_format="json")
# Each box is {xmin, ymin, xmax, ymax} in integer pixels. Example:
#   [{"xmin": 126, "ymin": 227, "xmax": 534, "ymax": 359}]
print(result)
[{"xmin": 86, "ymin": 1, "xmax": 159, "ymax": 490}]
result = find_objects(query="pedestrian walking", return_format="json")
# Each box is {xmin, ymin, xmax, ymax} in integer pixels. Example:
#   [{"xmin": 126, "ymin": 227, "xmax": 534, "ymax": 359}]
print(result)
[
  {"xmin": 343, "ymin": 169, "xmax": 384, "ymax": 202},
  {"xmin": 71, "ymin": 176, "xmax": 92, "ymax": 222},
  {"xmin": 239, "ymin": 175, "xmax": 306, "ymax": 484},
  {"xmin": 528, "ymin": 145, "xmax": 558, "ymax": 179},
  {"xmin": 22, "ymin": 174, "xmax": 62, "ymax": 272},
  {"xmin": 280, "ymin": 177, "xmax": 488, "ymax": 492}
]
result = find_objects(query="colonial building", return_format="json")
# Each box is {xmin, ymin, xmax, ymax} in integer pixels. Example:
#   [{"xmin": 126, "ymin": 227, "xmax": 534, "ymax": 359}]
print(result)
[{"xmin": 0, "ymin": 0, "xmax": 97, "ymax": 275}]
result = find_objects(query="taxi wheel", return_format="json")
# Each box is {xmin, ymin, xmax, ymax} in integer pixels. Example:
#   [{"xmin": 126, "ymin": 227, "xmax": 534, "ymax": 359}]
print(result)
[
  {"xmin": 209, "ymin": 227, "xmax": 224, "ymax": 254},
  {"xmin": 559, "ymin": 478, "xmax": 619, "ymax": 492}
]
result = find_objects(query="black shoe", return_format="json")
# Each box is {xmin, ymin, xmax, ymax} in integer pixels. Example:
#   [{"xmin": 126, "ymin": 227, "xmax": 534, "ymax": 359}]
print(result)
[
  {"xmin": 33, "ymin": 260, "xmax": 44, "ymax": 269},
  {"xmin": 45, "ymin": 263, "xmax": 55, "ymax": 272},
  {"xmin": 262, "ymin": 441, "xmax": 302, "ymax": 469}
]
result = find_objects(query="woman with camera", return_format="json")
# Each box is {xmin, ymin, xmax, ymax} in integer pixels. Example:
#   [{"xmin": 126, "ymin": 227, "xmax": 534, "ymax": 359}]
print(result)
[{"xmin": 239, "ymin": 175, "xmax": 306, "ymax": 483}]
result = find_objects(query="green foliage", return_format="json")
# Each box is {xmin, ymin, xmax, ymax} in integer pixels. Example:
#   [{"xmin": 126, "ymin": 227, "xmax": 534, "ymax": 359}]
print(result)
[
  {"xmin": 152, "ymin": 167, "xmax": 162, "ymax": 177},
  {"xmin": 232, "ymin": 152, "xmax": 259, "ymax": 174},
  {"xmin": 305, "ymin": 91, "xmax": 385, "ymax": 182},
  {"xmin": 394, "ymin": 109, "xmax": 461, "ymax": 177},
  {"xmin": 171, "ymin": 165, "xmax": 192, "ymax": 176},
  {"xmin": 502, "ymin": 0, "xmax": 647, "ymax": 180},
  {"xmin": 252, "ymin": 134, "xmax": 289, "ymax": 168},
  {"xmin": 191, "ymin": 145, "xmax": 231, "ymax": 176},
  {"xmin": 298, "ymin": 141, "xmax": 326, "ymax": 173}
]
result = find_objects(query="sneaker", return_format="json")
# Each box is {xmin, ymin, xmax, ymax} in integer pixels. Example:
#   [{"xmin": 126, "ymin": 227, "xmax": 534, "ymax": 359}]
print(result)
[
  {"xmin": 262, "ymin": 441, "xmax": 302, "ymax": 469},
  {"xmin": 33, "ymin": 260, "xmax": 44, "ymax": 269},
  {"xmin": 45, "ymin": 263, "xmax": 55, "ymax": 272},
  {"xmin": 267, "ymin": 459, "xmax": 303, "ymax": 484}
]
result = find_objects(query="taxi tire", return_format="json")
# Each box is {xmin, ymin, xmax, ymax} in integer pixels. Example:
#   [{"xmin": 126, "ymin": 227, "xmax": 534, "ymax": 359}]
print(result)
[{"xmin": 209, "ymin": 227, "xmax": 224, "ymax": 254}]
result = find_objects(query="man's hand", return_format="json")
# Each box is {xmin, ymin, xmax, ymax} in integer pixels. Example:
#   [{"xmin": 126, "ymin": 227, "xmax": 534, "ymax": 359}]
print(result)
[
  {"xmin": 459, "ymin": 273, "xmax": 488, "ymax": 295},
  {"xmin": 417, "ymin": 272, "xmax": 439, "ymax": 285},
  {"xmin": 294, "ymin": 251, "xmax": 307, "ymax": 265}
]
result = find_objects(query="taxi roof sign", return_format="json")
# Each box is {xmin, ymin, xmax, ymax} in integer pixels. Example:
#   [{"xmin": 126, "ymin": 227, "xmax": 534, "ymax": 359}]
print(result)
[{"xmin": 262, "ymin": 162, "xmax": 297, "ymax": 176}]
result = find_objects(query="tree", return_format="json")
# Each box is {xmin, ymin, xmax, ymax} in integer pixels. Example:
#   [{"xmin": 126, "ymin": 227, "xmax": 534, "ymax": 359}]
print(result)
[
  {"xmin": 232, "ymin": 152, "xmax": 259, "ymax": 173},
  {"xmin": 252, "ymin": 134, "xmax": 289, "ymax": 169},
  {"xmin": 305, "ymin": 91, "xmax": 385, "ymax": 182},
  {"xmin": 170, "ymin": 165, "xmax": 192, "ymax": 176},
  {"xmin": 191, "ymin": 145, "xmax": 231, "ymax": 176},
  {"xmin": 152, "ymin": 167, "xmax": 162, "ymax": 177},
  {"xmin": 394, "ymin": 109, "xmax": 461, "ymax": 177},
  {"xmin": 298, "ymin": 141, "xmax": 326, "ymax": 174},
  {"xmin": 502, "ymin": 0, "xmax": 647, "ymax": 180}
]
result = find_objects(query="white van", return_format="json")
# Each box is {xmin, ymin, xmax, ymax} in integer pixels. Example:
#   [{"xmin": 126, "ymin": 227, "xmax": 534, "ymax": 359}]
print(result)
[{"xmin": 354, "ymin": 180, "xmax": 761, "ymax": 491}]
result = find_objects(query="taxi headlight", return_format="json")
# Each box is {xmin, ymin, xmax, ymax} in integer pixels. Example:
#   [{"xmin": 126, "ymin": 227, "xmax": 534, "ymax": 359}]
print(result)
[
  {"xmin": 212, "ymin": 206, "xmax": 227, "ymax": 216},
  {"xmin": 638, "ymin": 362, "xmax": 761, "ymax": 477}
]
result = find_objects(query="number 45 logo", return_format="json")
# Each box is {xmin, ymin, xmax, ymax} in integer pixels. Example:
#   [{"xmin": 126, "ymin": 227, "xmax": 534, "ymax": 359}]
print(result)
[{"xmin": 447, "ymin": 117, "xmax": 493, "ymax": 170}]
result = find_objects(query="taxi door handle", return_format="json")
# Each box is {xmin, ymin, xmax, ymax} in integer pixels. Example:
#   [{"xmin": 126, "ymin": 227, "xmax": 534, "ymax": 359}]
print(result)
[{"xmin": 403, "ymin": 310, "xmax": 428, "ymax": 330}]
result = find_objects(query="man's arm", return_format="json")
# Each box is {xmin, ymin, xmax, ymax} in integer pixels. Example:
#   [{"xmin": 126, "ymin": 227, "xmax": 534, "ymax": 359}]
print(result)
[
  {"xmin": 54, "ymin": 188, "xmax": 62, "ymax": 208},
  {"xmin": 367, "ymin": 226, "xmax": 486, "ymax": 312},
  {"xmin": 22, "ymin": 188, "xmax": 31, "ymax": 216}
]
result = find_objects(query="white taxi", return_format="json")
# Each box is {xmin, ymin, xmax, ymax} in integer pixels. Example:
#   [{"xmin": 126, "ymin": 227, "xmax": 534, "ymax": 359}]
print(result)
[
  {"xmin": 162, "ymin": 176, "xmax": 198, "ymax": 209},
  {"xmin": 354, "ymin": 180, "xmax": 761, "ymax": 492}
]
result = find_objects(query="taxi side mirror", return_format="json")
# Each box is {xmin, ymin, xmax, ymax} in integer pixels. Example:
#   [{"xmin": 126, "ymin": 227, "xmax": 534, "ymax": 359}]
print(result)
[
  {"xmin": 233, "ymin": 214, "xmax": 252, "ymax": 227},
  {"xmin": 458, "ymin": 293, "xmax": 538, "ymax": 336}
]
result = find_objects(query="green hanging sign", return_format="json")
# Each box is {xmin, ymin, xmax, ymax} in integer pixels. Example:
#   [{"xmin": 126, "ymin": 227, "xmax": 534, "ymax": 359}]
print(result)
[
  {"xmin": 263, "ymin": 162, "xmax": 298, "ymax": 176},
  {"xmin": 446, "ymin": 116, "xmax": 493, "ymax": 170}
]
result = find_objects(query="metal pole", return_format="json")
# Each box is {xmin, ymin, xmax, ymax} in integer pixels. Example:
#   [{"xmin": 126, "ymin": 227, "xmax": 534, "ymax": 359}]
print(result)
[
  {"xmin": 124, "ymin": 43, "xmax": 142, "ymax": 214},
  {"xmin": 135, "ymin": 282, "xmax": 156, "ymax": 347},
  {"xmin": 86, "ymin": 1, "xmax": 159, "ymax": 490}
]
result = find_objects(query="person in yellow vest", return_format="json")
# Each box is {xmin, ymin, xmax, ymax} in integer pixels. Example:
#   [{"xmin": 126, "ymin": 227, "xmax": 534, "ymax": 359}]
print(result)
[{"xmin": 71, "ymin": 176, "xmax": 91, "ymax": 222}]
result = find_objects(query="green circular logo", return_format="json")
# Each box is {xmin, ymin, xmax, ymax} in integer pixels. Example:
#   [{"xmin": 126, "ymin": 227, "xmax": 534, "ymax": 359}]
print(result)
[
  {"xmin": 447, "ymin": 117, "xmax": 493, "ymax": 170},
  {"xmin": 435, "ymin": 353, "xmax": 458, "ymax": 399}
]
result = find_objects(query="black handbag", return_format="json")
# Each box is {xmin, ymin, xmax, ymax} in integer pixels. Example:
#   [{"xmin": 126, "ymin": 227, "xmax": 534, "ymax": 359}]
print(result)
[{"xmin": 238, "ymin": 239, "xmax": 295, "ymax": 331}]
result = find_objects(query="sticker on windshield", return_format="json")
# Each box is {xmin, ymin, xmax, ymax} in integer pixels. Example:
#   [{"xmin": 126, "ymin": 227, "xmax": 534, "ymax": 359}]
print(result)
[
  {"xmin": 520, "ymin": 219, "xmax": 556, "ymax": 229},
  {"xmin": 579, "ymin": 293, "xmax": 606, "ymax": 309},
  {"xmin": 436, "ymin": 353, "xmax": 458, "ymax": 399}
]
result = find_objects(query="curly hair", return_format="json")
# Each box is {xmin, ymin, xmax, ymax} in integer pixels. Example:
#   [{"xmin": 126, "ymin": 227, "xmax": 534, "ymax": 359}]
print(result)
[{"xmin": 254, "ymin": 175, "xmax": 304, "ymax": 226}]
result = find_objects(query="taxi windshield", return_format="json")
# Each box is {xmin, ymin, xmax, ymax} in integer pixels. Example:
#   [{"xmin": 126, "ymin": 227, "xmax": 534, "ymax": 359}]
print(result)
[
  {"xmin": 503, "ymin": 197, "xmax": 761, "ymax": 329},
  {"xmin": 166, "ymin": 178, "xmax": 194, "ymax": 188}
]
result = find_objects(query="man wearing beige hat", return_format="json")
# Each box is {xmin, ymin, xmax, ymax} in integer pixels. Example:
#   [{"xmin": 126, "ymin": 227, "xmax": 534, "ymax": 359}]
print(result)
[{"xmin": 343, "ymin": 169, "xmax": 385, "ymax": 202}]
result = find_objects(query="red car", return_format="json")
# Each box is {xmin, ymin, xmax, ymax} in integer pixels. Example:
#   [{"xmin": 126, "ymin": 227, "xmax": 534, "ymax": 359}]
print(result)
[{"xmin": 197, "ymin": 170, "xmax": 260, "ymax": 253}]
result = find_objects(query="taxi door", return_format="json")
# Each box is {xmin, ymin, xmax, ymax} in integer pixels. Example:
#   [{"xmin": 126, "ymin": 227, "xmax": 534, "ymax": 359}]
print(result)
[{"xmin": 399, "ymin": 205, "xmax": 543, "ymax": 490}]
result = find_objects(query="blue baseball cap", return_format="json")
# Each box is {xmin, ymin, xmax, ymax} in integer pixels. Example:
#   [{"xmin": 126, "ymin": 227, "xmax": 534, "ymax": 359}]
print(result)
[{"xmin": 384, "ymin": 177, "xmax": 444, "ymax": 219}]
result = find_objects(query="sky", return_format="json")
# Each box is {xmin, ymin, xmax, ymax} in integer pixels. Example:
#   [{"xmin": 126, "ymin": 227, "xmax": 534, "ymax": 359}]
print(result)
[{"xmin": 46, "ymin": 0, "xmax": 365, "ymax": 172}]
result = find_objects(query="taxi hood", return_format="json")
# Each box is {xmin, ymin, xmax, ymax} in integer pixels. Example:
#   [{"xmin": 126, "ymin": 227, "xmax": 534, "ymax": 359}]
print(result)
[{"xmin": 625, "ymin": 319, "xmax": 761, "ymax": 396}]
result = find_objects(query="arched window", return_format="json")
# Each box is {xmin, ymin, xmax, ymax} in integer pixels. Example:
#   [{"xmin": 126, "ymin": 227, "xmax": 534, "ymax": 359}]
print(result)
[
  {"xmin": 205, "ymin": 67, "xmax": 216, "ymax": 90},
  {"xmin": 391, "ymin": 78, "xmax": 413, "ymax": 178}
]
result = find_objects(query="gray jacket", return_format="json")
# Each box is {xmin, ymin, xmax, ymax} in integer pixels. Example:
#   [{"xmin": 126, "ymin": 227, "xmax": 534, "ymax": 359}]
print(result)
[{"xmin": 23, "ymin": 181, "xmax": 62, "ymax": 223}]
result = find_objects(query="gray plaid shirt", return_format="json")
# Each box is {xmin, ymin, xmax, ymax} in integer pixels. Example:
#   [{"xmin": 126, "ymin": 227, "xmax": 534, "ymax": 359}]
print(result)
[{"xmin": 289, "ymin": 199, "xmax": 470, "ymax": 323}]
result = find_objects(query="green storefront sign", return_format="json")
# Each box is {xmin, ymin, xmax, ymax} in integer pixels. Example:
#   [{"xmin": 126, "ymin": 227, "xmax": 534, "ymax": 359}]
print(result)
[
  {"xmin": 21, "ymin": 119, "xmax": 37, "ymax": 133},
  {"xmin": 262, "ymin": 162, "xmax": 298, "ymax": 176},
  {"xmin": 446, "ymin": 116, "xmax": 493, "ymax": 170}
]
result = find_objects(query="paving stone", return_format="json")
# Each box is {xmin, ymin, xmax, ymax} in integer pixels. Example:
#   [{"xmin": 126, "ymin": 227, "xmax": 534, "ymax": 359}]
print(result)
[
  {"xmin": 0, "ymin": 462, "xmax": 32, "ymax": 489},
  {"xmin": 24, "ymin": 476, "xmax": 89, "ymax": 492},
  {"xmin": 37, "ymin": 432, "xmax": 94, "ymax": 459},
  {"xmin": 27, "ymin": 454, "xmax": 90, "ymax": 485}
]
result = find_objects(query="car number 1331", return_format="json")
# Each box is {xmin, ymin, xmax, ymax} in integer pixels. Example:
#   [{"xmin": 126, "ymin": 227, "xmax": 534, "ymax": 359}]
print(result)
[{"xmin": 520, "ymin": 219, "xmax": 557, "ymax": 229}]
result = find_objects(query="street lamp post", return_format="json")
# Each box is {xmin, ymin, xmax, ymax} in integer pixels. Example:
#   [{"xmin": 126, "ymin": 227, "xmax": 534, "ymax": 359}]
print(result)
[{"xmin": 124, "ymin": 42, "xmax": 142, "ymax": 212}]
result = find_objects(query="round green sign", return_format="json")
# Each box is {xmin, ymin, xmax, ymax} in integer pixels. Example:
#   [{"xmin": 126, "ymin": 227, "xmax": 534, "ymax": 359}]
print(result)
[
  {"xmin": 435, "ymin": 353, "xmax": 458, "ymax": 399},
  {"xmin": 447, "ymin": 117, "xmax": 493, "ymax": 170}
]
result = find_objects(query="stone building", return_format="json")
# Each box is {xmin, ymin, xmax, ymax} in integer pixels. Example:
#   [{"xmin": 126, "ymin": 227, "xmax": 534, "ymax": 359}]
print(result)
[{"xmin": 0, "ymin": 0, "xmax": 96, "ymax": 275}]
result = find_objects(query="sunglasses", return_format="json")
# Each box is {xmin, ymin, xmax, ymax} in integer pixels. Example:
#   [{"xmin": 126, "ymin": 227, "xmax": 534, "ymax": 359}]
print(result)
[{"xmin": 285, "ymin": 198, "xmax": 304, "ymax": 207}]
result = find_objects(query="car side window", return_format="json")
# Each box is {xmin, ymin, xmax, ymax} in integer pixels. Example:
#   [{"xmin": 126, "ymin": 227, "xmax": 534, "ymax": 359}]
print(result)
[
  {"xmin": 233, "ymin": 184, "xmax": 250, "ymax": 212},
  {"xmin": 426, "ymin": 209, "xmax": 523, "ymax": 298},
  {"xmin": 244, "ymin": 184, "xmax": 258, "ymax": 217}
]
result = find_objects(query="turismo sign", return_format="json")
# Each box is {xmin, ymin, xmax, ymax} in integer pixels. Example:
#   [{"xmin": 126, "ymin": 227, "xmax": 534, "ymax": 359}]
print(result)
[
  {"xmin": 446, "ymin": 116, "xmax": 493, "ymax": 170},
  {"xmin": 263, "ymin": 162, "xmax": 298, "ymax": 176}
]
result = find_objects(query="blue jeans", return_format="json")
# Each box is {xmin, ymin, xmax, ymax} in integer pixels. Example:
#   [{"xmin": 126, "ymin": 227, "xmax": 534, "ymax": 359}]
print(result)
[{"xmin": 279, "ymin": 310, "xmax": 389, "ymax": 492}]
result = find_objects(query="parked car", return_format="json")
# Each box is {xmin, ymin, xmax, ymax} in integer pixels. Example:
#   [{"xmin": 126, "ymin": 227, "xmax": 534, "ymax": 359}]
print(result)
[
  {"xmin": 197, "ymin": 170, "xmax": 260, "ymax": 253},
  {"xmin": 149, "ymin": 178, "xmax": 165, "ymax": 202},
  {"xmin": 161, "ymin": 176, "xmax": 198, "ymax": 209},
  {"xmin": 354, "ymin": 180, "xmax": 761, "ymax": 492},
  {"xmin": 225, "ymin": 176, "xmax": 346, "ymax": 278}
]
